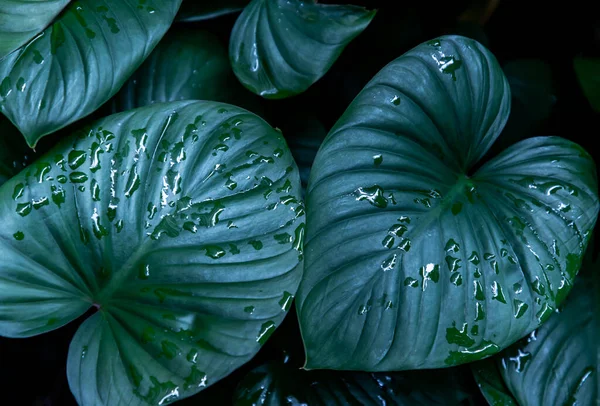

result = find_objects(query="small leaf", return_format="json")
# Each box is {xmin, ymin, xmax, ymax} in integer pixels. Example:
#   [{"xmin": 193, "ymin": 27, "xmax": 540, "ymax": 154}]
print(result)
[{"xmin": 229, "ymin": 0, "xmax": 376, "ymax": 99}]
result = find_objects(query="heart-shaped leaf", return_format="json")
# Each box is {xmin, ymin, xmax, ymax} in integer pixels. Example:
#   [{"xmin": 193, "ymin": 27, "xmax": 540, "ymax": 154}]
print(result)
[
  {"xmin": 0, "ymin": 101, "xmax": 305, "ymax": 404},
  {"xmin": 490, "ymin": 268, "xmax": 599, "ymax": 405},
  {"xmin": 229, "ymin": 0, "xmax": 376, "ymax": 99},
  {"xmin": 112, "ymin": 28, "xmax": 256, "ymax": 114},
  {"xmin": 0, "ymin": 0, "xmax": 69, "ymax": 59},
  {"xmin": 297, "ymin": 35, "xmax": 599, "ymax": 371},
  {"xmin": 176, "ymin": 0, "xmax": 249, "ymax": 22},
  {"xmin": 233, "ymin": 359, "xmax": 475, "ymax": 405},
  {"xmin": 0, "ymin": 0, "xmax": 182, "ymax": 148}
]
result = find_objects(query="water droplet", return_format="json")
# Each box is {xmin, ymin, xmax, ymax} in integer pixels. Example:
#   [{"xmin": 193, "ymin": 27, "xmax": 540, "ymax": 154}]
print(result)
[
  {"xmin": 0, "ymin": 77, "xmax": 12, "ymax": 98},
  {"xmin": 381, "ymin": 254, "xmax": 397, "ymax": 272},
  {"xmin": 404, "ymin": 277, "xmax": 418, "ymax": 288},
  {"xmin": 446, "ymin": 322, "xmax": 475, "ymax": 347},
  {"xmin": 373, "ymin": 154, "xmax": 383, "ymax": 166},
  {"xmin": 138, "ymin": 264, "xmax": 150, "ymax": 280},
  {"xmin": 12, "ymin": 183, "xmax": 24, "ymax": 200},
  {"xmin": 420, "ymin": 263, "xmax": 440, "ymax": 290},
  {"xmin": 256, "ymin": 321, "xmax": 276, "ymax": 344},
  {"xmin": 390, "ymin": 95, "xmax": 401, "ymax": 106},
  {"xmin": 244, "ymin": 305, "xmax": 255, "ymax": 314},
  {"xmin": 13, "ymin": 231, "xmax": 24, "ymax": 240},
  {"xmin": 248, "ymin": 240, "xmax": 263, "ymax": 250},
  {"xmin": 70, "ymin": 172, "xmax": 88, "ymax": 183},
  {"xmin": 355, "ymin": 185, "xmax": 388, "ymax": 208},
  {"xmin": 16, "ymin": 77, "xmax": 26, "ymax": 92},
  {"xmin": 513, "ymin": 299, "xmax": 528, "ymax": 319},
  {"xmin": 279, "ymin": 291, "xmax": 294, "ymax": 311},
  {"xmin": 32, "ymin": 50, "xmax": 44, "ymax": 64},
  {"xmin": 492, "ymin": 281, "xmax": 507, "ymax": 304}
]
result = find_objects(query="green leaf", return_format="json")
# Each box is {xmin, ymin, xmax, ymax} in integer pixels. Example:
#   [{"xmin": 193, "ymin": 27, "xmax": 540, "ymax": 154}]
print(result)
[
  {"xmin": 0, "ymin": 0, "xmax": 69, "ymax": 59},
  {"xmin": 176, "ymin": 0, "xmax": 249, "ymax": 22},
  {"xmin": 297, "ymin": 35, "xmax": 599, "ymax": 371},
  {"xmin": 495, "ymin": 269, "xmax": 599, "ymax": 406},
  {"xmin": 0, "ymin": 101, "xmax": 305, "ymax": 404},
  {"xmin": 113, "ymin": 29, "xmax": 249, "ymax": 112},
  {"xmin": 574, "ymin": 57, "xmax": 600, "ymax": 112},
  {"xmin": 229, "ymin": 0, "xmax": 376, "ymax": 99},
  {"xmin": 0, "ymin": 0, "xmax": 182, "ymax": 148},
  {"xmin": 471, "ymin": 359, "xmax": 518, "ymax": 406},
  {"xmin": 233, "ymin": 359, "xmax": 475, "ymax": 405}
]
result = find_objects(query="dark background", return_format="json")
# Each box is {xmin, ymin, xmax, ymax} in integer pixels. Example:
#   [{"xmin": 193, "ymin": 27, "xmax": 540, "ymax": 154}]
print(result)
[{"xmin": 1, "ymin": 0, "xmax": 598, "ymax": 404}]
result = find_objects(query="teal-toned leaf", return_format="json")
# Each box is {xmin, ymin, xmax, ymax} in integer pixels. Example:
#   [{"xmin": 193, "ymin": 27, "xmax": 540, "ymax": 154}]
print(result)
[
  {"xmin": 177, "ymin": 0, "xmax": 249, "ymax": 22},
  {"xmin": 229, "ymin": 0, "xmax": 376, "ymax": 99},
  {"xmin": 113, "ymin": 29, "xmax": 255, "ymax": 114},
  {"xmin": 0, "ymin": 0, "xmax": 182, "ymax": 148},
  {"xmin": 0, "ymin": 0, "xmax": 69, "ymax": 59},
  {"xmin": 495, "ymin": 268, "xmax": 599, "ymax": 406},
  {"xmin": 574, "ymin": 57, "xmax": 600, "ymax": 112},
  {"xmin": 297, "ymin": 35, "xmax": 599, "ymax": 371},
  {"xmin": 0, "ymin": 101, "xmax": 305, "ymax": 404},
  {"xmin": 233, "ymin": 359, "xmax": 475, "ymax": 405},
  {"xmin": 471, "ymin": 359, "xmax": 518, "ymax": 406}
]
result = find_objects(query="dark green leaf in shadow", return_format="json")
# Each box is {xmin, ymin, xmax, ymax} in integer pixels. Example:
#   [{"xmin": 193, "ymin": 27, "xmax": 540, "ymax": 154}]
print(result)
[
  {"xmin": 233, "ymin": 359, "xmax": 476, "ymax": 405},
  {"xmin": 297, "ymin": 35, "xmax": 599, "ymax": 371},
  {"xmin": 471, "ymin": 358, "xmax": 518, "ymax": 406},
  {"xmin": 0, "ymin": 101, "xmax": 305, "ymax": 405},
  {"xmin": 229, "ymin": 0, "xmax": 376, "ymax": 99},
  {"xmin": 113, "ymin": 28, "xmax": 263, "ymax": 116},
  {"xmin": 0, "ymin": 0, "xmax": 182, "ymax": 147},
  {"xmin": 574, "ymin": 57, "xmax": 600, "ymax": 112},
  {"xmin": 176, "ymin": 0, "xmax": 250, "ymax": 22}
]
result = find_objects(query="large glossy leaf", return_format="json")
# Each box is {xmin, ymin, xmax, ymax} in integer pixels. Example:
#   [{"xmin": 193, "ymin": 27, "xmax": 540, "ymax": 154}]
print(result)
[
  {"xmin": 177, "ymin": 0, "xmax": 249, "ymax": 22},
  {"xmin": 297, "ymin": 35, "xmax": 599, "ymax": 371},
  {"xmin": 229, "ymin": 0, "xmax": 376, "ymax": 99},
  {"xmin": 0, "ymin": 0, "xmax": 69, "ymax": 59},
  {"xmin": 112, "ymin": 29, "xmax": 252, "ymax": 113},
  {"xmin": 494, "ymin": 268, "xmax": 599, "ymax": 405},
  {"xmin": 0, "ymin": 101, "xmax": 305, "ymax": 404},
  {"xmin": 233, "ymin": 359, "xmax": 475, "ymax": 405},
  {"xmin": 0, "ymin": 0, "xmax": 182, "ymax": 148}
]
